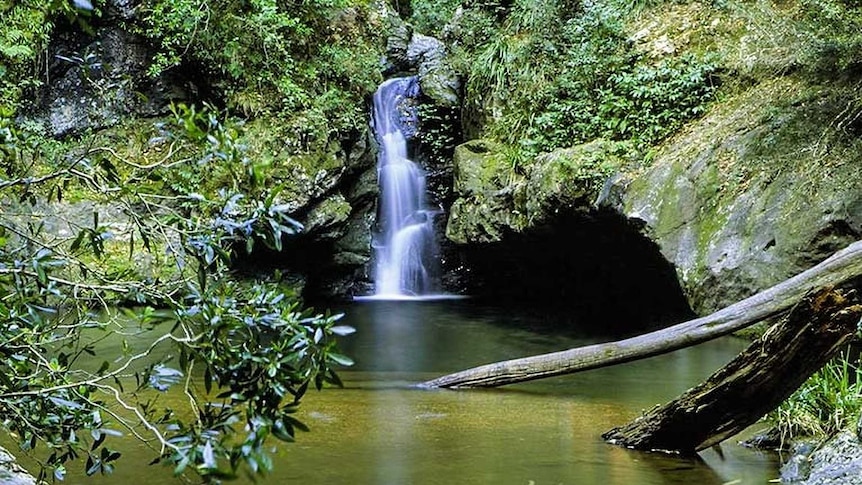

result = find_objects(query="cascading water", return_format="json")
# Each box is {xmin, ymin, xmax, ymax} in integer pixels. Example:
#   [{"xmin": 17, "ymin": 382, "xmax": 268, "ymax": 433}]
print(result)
[{"xmin": 369, "ymin": 76, "xmax": 440, "ymax": 298}]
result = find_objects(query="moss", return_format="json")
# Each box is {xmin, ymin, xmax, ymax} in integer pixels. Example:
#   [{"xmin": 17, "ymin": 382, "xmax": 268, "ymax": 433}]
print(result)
[
  {"xmin": 304, "ymin": 194, "xmax": 352, "ymax": 238},
  {"xmin": 623, "ymin": 71, "xmax": 862, "ymax": 313}
]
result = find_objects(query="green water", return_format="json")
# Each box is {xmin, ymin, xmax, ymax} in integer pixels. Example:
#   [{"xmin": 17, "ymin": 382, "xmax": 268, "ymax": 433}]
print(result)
[{"xmin": 18, "ymin": 300, "xmax": 780, "ymax": 484}]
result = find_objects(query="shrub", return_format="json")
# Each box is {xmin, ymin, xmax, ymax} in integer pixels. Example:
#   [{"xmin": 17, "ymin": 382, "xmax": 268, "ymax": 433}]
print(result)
[{"xmin": 770, "ymin": 351, "xmax": 862, "ymax": 444}]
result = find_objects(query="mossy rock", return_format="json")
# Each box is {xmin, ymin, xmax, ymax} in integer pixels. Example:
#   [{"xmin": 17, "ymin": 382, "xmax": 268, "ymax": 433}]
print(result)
[
  {"xmin": 446, "ymin": 138, "xmax": 626, "ymax": 243},
  {"xmin": 301, "ymin": 194, "xmax": 352, "ymax": 240},
  {"xmin": 525, "ymin": 140, "xmax": 625, "ymax": 226},
  {"xmin": 622, "ymin": 76, "xmax": 862, "ymax": 314},
  {"xmin": 446, "ymin": 139, "xmax": 526, "ymax": 243}
]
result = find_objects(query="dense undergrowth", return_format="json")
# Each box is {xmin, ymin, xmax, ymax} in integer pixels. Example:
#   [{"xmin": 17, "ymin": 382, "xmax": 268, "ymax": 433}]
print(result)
[
  {"xmin": 1, "ymin": 0, "xmax": 382, "ymax": 481},
  {"xmin": 1, "ymin": 0, "xmax": 383, "ymax": 152}
]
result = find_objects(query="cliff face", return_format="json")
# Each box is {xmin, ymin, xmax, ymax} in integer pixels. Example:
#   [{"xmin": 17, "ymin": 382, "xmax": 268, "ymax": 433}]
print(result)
[
  {"xmin": 10, "ymin": 0, "xmax": 392, "ymax": 299},
  {"xmin": 439, "ymin": 0, "xmax": 862, "ymax": 314},
  {"xmin": 619, "ymin": 76, "xmax": 862, "ymax": 314},
  {"xmin": 17, "ymin": 0, "xmax": 862, "ymax": 309}
]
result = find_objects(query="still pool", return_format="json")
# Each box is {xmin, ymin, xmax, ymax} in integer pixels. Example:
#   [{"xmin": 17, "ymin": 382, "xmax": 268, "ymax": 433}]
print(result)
[{"xmin": 34, "ymin": 299, "xmax": 781, "ymax": 484}]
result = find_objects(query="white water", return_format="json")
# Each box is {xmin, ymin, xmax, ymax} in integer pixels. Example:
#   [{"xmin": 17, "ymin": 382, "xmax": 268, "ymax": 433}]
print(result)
[{"xmin": 368, "ymin": 77, "xmax": 443, "ymax": 299}]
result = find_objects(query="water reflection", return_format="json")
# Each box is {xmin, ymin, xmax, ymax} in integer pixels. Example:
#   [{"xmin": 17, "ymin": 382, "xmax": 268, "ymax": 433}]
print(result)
[{"xmin": 16, "ymin": 300, "xmax": 779, "ymax": 484}]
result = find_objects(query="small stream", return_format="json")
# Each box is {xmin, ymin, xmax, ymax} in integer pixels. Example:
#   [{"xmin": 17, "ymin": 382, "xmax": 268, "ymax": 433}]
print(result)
[{"xmin": 37, "ymin": 300, "xmax": 779, "ymax": 484}]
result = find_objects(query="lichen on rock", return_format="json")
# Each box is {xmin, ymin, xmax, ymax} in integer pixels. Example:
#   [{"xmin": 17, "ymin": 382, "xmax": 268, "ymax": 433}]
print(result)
[{"xmin": 620, "ymin": 77, "xmax": 862, "ymax": 314}]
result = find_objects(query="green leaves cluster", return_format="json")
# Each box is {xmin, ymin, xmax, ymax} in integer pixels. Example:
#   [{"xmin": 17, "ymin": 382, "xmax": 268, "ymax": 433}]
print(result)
[
  {"xmin": 151, "ymin": 278, "xmax": 353, "ymax": 480},
  {"xmin": 796, "ymin": 0, "xmax": 862, "ymax": 73},
  {"xmin": 0, "ymin": 103, "xmax": 354, "ymax": 481},
  {"xmin": 141, "ymin": 0, "xmax": 383, "ymax": 149},
  {"xmin": 451, "ymin": 0, "xmax": 718, "ymax": 163},
  {"xmin": 0, "ymin": 0, "xmax": 98, "ymax": 115}
]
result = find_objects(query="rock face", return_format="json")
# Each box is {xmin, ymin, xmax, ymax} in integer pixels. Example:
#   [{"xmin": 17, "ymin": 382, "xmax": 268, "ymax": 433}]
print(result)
[
  {"xmin": 445, "ymin": 77, "xmax": 862, "ymax": 315},
  {"xmin": 443, "ymin": 139, "xmax": 693, "ymax": 326},
  {"xmin": 781, "ymin": 431, "xmax": 862, "ymax": 485},
  {"xmin": 310, "ymin": 132, "xmax": 380, "ymax": 296},
  {"xmin": 383, "ymin": 14, "xmax": 460, "ymax": 107},
  {"xmin": 407, "ymin": 34, "xmax": 460, "ymax": 107},
  {"xmin": 24, "ymin": 10, "xmax": 192, "ymax": 138},
  {"xmin": 248, "ymin": 127, "xmax": 378, "ymax": 298},
  {"xmin": 618, "ymin": 77, "xmax": 862, "ymax": 314},
  {"xmin": 446, "ymin": 138, "xmax": 625, "ymax": 244}
]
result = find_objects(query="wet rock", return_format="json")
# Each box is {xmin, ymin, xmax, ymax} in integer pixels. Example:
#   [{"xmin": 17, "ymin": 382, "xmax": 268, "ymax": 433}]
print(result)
[
  {"xmin": 407, "ymin": 34, "xmax": 460, "ymax": 107},
  {"xmin": 784, "ymin": 431, "xmax": 862, "ymax": 485},
  {"xmin": 781, "ymin": 441, "xmax": 817, "ymax": 482},
  {"xmin": 382, "ymin": 10, "xmax": 460, "ymax": 107},
  {"xmin": 739, "ymin": 426, "xmax": 784, "ymax": 450},
  {"xmin": 385, "ymin": 20, "xmax": 413, "ymax": 73},
  {"xmin": 105, "ymin": 0, "xmax": 139, "ymax": 19},
  {"xmin": 0, "ymin": 446, "xmax": 41, "ymax": 485},
  {"xmin": 26, "ymin": 24, "xmax": 192, "ymax": 138}
]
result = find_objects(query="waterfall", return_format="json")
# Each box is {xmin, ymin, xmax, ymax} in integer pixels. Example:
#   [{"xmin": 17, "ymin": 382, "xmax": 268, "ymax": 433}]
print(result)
[{"xmin": 369, "ymin": 76, "xmax": 440, "ymax": 298}]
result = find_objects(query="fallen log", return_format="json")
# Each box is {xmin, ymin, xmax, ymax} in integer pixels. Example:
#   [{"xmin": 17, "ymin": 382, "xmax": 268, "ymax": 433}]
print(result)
[
  {"xmin": 420, "ymin": 240, "xmax": 862, "ymax": 389},
  {"xmin": 602, "ymin": 288, "xmax": 862, "ymax": 453}
]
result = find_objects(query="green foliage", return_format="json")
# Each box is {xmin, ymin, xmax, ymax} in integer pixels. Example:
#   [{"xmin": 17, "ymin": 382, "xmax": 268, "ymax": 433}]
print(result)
[
  {"xmin": 408, "ymin": 0, "xmax": 462, "ymax": 37},
  {"xmin": 155, "ymin": 102, "xmax": 266, "ymax": 196},
  {"xmin": 0, "ymin": 106, "xmax": 354, "ymax": 481},
  {"xmin": 453, "ymin": 0, "xmax": 718, "ymax": 167},
  {"xmin": 141, "ymin": 0, "xmax": 383, "ymax": 147},
  {"xmin": 796, "ymin": 0, "xmax": 862, "ymax": 73},
  {"xmin": 771, "ymin": 351, "xmax": 862, "ymax": 443},
  {"xmin": 155, "ymin": 279, "xmax": 351, "ymax": 479},
  {"xmin": 532, "ymin": 54, "xmax": 718, "ymax": 152}
]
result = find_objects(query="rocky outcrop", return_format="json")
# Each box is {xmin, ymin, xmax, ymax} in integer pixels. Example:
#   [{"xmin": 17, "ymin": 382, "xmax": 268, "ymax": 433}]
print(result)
[
  {"xmin": 445, "ymin": 76, "xmax": 862, "ymax": 315},
  {"xmin": 0, "ymin": 446, "xmax": 40, "ymax": 485},
  {"xmin": 280, "ymin": 128, "xmax": 380, "ymax": 297},
  {"xmin": 24, "ymin": 8, "xmax": 192, "ymax": 138},
  {"xmin": 618, "ymin": 77, "xmax": 862, "ymax": 314},
  {"xmin": 383, "ymin": 15, "xmax": 460, "ymax": 107},
  {"xmin": 406, "ymin": 34, "xmax": 460, "ymax": 107},
  {"xmin": 445, "ymin": 138, "xmax": 625, "ymax": 244},
  {"xmin": 782, "ymin": 430, "xmax": 862, "ymax": 484}
]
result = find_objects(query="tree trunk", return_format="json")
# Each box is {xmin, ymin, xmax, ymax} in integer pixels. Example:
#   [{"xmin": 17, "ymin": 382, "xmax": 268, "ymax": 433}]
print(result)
[
  {"xmin": 602, "ymin": 288, "xmax": 862, "ymax": 453},
  {"xmin": 420, "ymin": 240, "xmax": 862, "ymax": 389}
]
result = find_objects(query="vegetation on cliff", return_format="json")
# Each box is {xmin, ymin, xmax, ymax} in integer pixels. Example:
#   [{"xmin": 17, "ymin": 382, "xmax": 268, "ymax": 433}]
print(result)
[
  {"xmin": 0, "ymin": 0, "xmax": 388, "ymax": 481},
  {"xmin": 427, "ymin": 0, "xmax": 862, "ymax": 452}
]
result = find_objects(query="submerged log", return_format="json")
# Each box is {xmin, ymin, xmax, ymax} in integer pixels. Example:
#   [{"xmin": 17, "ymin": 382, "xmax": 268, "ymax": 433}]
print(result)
[
  {"xmin": 420, "ymin": 240, "xmax": 862, "ymax": 389},
  {"xmin": 602, "ymin": 288, "xmax": 862, "ymax": 453}
]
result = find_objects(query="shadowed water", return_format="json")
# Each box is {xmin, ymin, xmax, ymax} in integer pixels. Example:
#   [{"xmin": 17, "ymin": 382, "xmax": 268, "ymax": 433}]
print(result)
[{"xmin": 23, "ymin": 300, "xmax": 780, "ymax": 484}]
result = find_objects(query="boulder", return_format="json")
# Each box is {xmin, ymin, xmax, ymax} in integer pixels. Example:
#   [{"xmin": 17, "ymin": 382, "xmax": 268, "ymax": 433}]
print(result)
[
  {"xmin": 781, "ymin": 431, "xmax": 862, "ymax": 485},
  {"xmin": 27, "ymin": 24, "xmax": 192, "ymax": 137},
  {"xmin": 382, "ymin": 8, "xmax": 460, "ymax": 107},
  {"xmin": 407, "ymin": 34, "xmax": 460, "ymax": 106},
  {"xmin": 525, "ymin": 140, "xmax": 625, "ymax": 227},
  {"xmin": 445, "ymin": 139, "xmax": 527, "ymax": 243},
  {"xmin": 445, "ymin": 138, "xmax": 625, "ymax": 244},
  {"xmin": 620, "ymin": 77, "xmax": 862, "ymax": 314}
]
